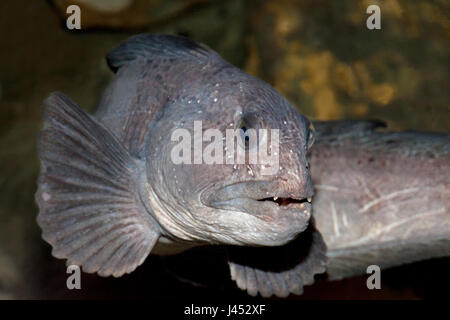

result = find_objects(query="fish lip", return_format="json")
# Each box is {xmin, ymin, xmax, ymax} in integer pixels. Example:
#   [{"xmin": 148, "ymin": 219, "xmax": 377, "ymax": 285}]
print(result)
[
  {"xmin": 202, "ymin": 181, "xmax": 313, "ymax": 217},
  {"xmin": 208, "ymin": 197, "xmax": 312, "ymax": 217}
]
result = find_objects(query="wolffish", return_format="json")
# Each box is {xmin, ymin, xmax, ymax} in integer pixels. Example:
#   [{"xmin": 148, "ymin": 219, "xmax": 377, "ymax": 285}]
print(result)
[{"xmin": 36, "ymin": 34, "xmax": 326, "ymax": 297}]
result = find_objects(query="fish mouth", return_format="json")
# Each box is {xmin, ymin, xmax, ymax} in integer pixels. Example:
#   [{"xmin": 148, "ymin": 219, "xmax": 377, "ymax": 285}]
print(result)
[
  {"xmin": 258, "ymin": 196, "xmax": 311, "ymax": 207},
  {"xmin": 202, "ymin": 181, "xmax": 313, "ymax": 220}
]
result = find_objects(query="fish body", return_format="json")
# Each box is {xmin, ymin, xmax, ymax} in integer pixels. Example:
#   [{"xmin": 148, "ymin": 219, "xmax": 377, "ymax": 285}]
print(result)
[{"xmin": 309, "ymin": 121, "xmax": 450, "ymax": 280}]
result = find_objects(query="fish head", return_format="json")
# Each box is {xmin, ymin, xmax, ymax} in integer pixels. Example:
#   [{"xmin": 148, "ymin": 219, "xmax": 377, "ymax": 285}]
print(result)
[{"xmin": 144, "ymin": 72, "xmax": 315, "ymax": 247}]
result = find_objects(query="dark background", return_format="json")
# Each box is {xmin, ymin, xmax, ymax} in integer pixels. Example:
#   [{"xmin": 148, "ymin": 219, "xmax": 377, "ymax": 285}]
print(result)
[{"xmin": 0, "ymin": 0, "xmax": 448, "ymax": 299}]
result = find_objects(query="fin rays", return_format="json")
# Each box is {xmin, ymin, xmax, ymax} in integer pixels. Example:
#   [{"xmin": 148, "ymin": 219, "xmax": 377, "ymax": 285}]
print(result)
[
  {"xmin": 228, "ymin": 226, "xmax": 327, "ymax": 298},
  {"xmin": 36, "ymin": 92, "xmax": 160, "ymax": 277}
]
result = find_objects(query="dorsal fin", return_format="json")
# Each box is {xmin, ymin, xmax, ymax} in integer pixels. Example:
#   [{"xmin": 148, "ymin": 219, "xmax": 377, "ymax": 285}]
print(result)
[
  {"xmin": 106, "ymin": 34, "xmax": 220, "ymax": 72},
  {"xmin": 313, "ymin": 120, "xmax": 387, "ymax": 139}
]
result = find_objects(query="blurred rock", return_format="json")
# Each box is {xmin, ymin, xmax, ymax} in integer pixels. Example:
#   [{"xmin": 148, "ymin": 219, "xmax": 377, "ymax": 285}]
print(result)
[
  {"xmin": 150, "ymin": 0, "xmax": 248, "ymax": 68},
  {"xmin": 74, "ymin": 0, "xmax": 134, "ymax": 13},
  {"xmin": 246, "ymin": 0, "xmax": 450, "ymax": 131},
  {"xmin": 52, "ymin": 0, "xmax": 214, "ymax": 29},
  {"xmin": 0, "ymin": 248, "xmax": 20, "ymax": 299}
]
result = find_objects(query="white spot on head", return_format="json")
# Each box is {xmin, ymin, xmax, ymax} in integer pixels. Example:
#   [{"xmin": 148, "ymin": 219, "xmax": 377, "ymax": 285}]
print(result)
[{"xmin": 42, "ymin": 192, "xmax": 51, "ymax": 201}]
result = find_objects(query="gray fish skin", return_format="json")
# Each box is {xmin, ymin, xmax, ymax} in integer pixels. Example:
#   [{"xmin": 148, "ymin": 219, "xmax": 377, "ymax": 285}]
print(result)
[
  {"xmin": 97, "ymin": 34, "xmax": 314, "ymax": 247},
  {"xmin": 36, "ymin": 34, "xmax": 327, "ymax": 297},
  {"xmin": 309, "ymin": 121, "xmax": 450, "ymax": 280}
]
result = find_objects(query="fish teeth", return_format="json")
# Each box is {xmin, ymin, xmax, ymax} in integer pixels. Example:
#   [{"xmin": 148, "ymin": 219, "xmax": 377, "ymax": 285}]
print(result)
[
  {"xmin": 307, "ymin": 197, "xmax": 312, "ymax": 203},
  {"xmin": 273, "ymin": 196, "xmax": 278, "ymax": 201}
]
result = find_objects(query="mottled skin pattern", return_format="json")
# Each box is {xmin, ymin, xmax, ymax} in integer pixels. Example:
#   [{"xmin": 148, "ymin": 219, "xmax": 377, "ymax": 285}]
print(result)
[{"xmin": 310, "ymin": 121, "xmax": 450, "ymax": 280}]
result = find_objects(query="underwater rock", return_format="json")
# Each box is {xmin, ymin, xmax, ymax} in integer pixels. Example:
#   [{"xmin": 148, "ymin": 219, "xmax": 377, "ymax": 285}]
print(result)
[
  {"xmin": 52, "ymin": 0, "xmax": 212, "ymax": 29},
  {"xmin": 246, "ymin": 0, "xmax": 449, "ymax": 131}
]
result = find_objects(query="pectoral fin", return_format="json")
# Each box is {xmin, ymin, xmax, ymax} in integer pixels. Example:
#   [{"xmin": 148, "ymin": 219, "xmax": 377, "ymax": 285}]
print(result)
[
  {"xmin": 228, "ymin": 223, "xmax": 327, "ymax": 297},
  {"xmin": 36, "ymin": 92, "xmax": 160, "ymax": 277}
]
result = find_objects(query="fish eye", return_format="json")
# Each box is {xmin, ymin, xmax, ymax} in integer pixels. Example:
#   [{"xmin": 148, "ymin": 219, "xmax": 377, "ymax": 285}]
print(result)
[
  {"xmin": 241, "ymin": 125, "xmax": 249, "ymax": 142},
  {"xmin": 239, "ymin": 122, "xmax": 252, "ymax": 149},
  {"xmin": 239, "ymin": 112, "xmax": 262, "ymax": 150},
  {"xmin": 241, "ymin": 111, "xmax": 262, "ymax": 129}
]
